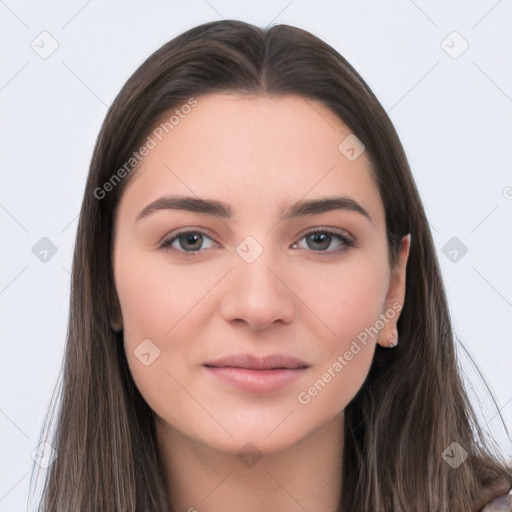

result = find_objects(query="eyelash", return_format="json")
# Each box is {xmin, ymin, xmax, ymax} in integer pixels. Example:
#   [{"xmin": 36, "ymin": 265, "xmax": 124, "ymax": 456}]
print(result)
[{"xmin": 159, "ymin": 228, "xmax": 358, "ymax": 257}]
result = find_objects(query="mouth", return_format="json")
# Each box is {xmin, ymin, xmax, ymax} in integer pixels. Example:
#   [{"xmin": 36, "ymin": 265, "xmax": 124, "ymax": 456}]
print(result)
[
  {"xmin": 203, "ymin": 353, "xmax": 309, "ymax": 393},
  {"xmin": 203, "ymin": 353, "xmax": 309, "ymax": 370}
]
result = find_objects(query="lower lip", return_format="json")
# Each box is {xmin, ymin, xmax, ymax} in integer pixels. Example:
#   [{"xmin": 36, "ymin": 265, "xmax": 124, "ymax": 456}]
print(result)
[{"xmin": 204, "ymin": 366, "xmax": 307, "ymax": 393}]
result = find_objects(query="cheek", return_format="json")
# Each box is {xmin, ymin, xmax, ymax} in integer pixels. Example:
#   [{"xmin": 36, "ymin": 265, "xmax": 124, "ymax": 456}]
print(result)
[
  {"xmin": 114, "ymin": 250, "xmax": 223, "ymax": 397},
  {"xmin": 294, "ymin": 252, "xmax": 388, "ymax": 402},
  {"xmin": 301, "ymin": 251, "xmax": 389, "ymax": 342},
  {"xmin": 294, "ymin": 261, "xmax": 385, "ymax": 412},
  {"xmin": 115, "ymin": 256, "xmax": 203, "ymax": 422},
  {"xmin": 114, "ymin": 248, "xmax": 219, "ymax": 338},
  {"xmin": 296, "ymin": 343, "xmax": 375, "ymax": 418}
]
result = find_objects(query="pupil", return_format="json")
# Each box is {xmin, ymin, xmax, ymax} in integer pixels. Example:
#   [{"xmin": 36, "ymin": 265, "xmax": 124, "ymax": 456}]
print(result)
[
  {"xmin": 182, "ymin": 233, "xmax": 202, "ymax": 250},
  {"xmin": 309, "ymin": 233, "xmax": 330, "ymax": 250}
]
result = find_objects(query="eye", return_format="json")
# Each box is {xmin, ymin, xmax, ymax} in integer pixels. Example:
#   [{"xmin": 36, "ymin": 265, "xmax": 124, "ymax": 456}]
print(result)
[
  {"xmin": 291, "ymin": 228, "xmax": 356, "ymax": 253},
  {"xmin": 159, "ymin": 230, "xmax": 218, "ymax": 255},
  {"xmin": 159, "ymin": 227, "xmax": 357, "ymax": 257}
]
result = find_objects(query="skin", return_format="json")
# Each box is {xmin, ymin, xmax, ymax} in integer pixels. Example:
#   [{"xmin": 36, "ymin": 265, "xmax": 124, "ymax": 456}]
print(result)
[{"xmin": 112, "ymin": 93, "xmax": 410, "ymax": 512}]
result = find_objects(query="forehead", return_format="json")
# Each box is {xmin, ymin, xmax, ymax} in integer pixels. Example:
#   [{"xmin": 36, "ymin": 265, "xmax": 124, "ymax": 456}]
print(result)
[{"xmin": 118, "ymin": 93, "xmax": 384, "ymax": 227}]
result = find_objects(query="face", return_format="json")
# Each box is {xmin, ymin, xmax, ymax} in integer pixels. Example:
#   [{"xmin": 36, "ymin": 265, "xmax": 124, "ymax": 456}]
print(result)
[{"xmin": 112, "ymin": 93, "xmax": 409, "ymax": 455}]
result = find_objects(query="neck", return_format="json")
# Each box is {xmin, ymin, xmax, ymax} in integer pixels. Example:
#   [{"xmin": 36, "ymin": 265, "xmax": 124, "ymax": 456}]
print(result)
[{"xmin": 156, "ymin": 413, "xmax": 344, "ymax": 512}]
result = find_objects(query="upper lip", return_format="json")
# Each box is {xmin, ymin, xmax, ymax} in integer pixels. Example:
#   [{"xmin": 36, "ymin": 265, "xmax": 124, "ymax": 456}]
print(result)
[{"xmin": 204, "ymin": 353, "xmax": 309, "ymax": 370}]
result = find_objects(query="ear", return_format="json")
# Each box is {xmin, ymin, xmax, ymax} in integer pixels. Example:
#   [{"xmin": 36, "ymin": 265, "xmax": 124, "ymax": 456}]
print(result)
[
  {"xmin": 110, "ymin": 314, "xmax": 123, "ymax": 332},
  {"xmin": 377, "ymin": 234, "xmax": 411, "ymax": 348},
  {"xmin": 108, "ymin": 288, "xmax": 124, "ymax": 332}
]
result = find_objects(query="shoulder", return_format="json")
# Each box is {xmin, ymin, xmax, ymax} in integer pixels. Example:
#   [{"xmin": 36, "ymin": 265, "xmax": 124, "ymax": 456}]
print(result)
[{"xmin": 481, "ymin": 491, "xmax": 512, "ymax": 511}]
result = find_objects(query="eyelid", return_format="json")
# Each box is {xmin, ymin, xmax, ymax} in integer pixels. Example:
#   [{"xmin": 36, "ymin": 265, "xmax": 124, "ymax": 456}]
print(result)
[
  {"xmin": 159, "ymin": 228, "xmax": 221, "ymax": 256},
  {"xmin": 296, "ymin": 226, "xmax": 355, "ymax": 244},
  {"xmin": 292, "ymin": 226, "xmax": 358, "ymax": 252},
  {"xmin": 158, "ymin": 226, "xmax": 220, "ymax": 246}
]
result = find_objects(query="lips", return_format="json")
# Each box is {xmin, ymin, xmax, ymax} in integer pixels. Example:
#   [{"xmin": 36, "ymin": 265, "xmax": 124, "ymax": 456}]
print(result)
[
  {"xmin": 203, "ymin": 354, "xmax": 310, "ymax": 393},
  {"xmin": 203, "ymin": 353, "xmax": 309, "ymax": 370}
]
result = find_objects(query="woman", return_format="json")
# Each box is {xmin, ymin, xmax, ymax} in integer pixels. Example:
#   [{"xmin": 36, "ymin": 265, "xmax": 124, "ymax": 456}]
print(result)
[{"xmin": 31, "ymin": 19, "xmax": 511, "ymax": 511}]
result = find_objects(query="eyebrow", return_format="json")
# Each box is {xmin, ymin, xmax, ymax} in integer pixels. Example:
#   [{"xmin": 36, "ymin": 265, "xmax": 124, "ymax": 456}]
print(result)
[{"xmin": 135, "ymin": 194, "xmax": 373, "ymax": 224}]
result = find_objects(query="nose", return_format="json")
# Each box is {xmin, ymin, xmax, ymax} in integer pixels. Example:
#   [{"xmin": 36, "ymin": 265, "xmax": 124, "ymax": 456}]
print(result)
[{"xmin": 220, "ymin": 249, "xmax": 297, "ymax": 331}]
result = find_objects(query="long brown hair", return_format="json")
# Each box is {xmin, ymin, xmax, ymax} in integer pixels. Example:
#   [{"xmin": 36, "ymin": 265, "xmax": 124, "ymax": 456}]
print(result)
[{"xmin": 31, "ymin": 19, "xmax": 511, "ymax": 511}]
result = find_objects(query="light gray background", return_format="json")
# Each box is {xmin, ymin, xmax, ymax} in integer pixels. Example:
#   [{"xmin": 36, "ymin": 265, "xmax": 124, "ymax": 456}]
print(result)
[{"xmin": 1, "ymin": 1, "xmax": 511, "ymax": 510}]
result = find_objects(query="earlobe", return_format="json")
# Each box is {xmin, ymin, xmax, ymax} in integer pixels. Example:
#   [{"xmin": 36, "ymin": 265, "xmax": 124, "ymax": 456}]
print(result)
[
  {"xmin": 110, "ymin": 316, "xmax": 123, "ymax": 332},
  {"xmin": 379, "ymin": 327, "xmax": 399, "ymax": 348},
  {"xmin": 108, "ymin": 293, "xmax": 124, "ymax": 332}
]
